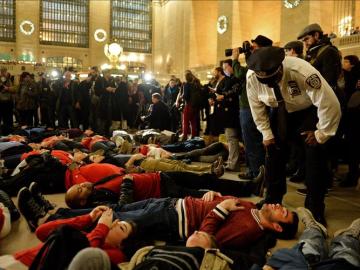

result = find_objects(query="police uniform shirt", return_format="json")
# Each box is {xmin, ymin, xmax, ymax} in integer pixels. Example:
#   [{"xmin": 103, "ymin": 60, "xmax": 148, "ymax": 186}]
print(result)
[{"xmin": 246, "ymin": 56, "xmax": 341, "ymax": 144}]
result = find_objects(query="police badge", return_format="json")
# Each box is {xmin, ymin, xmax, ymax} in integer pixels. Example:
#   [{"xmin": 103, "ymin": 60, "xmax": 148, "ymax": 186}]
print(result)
[
  {"xmin": 288, "ymin": 80, "xmax": 301, "ymax": 97},
  {"xmin": 306, "ymin": 74, "xmax": 322, "ymax": 89}
]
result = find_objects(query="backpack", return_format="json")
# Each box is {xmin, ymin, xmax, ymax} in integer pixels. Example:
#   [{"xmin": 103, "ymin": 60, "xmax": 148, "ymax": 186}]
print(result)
[
  {"xmin": 119, "ymin": 246, "xmax": 233, "ymax": 270},
  {"xmin": 29, "ymin": 225, "xmax": 90, "ymax": 270}
]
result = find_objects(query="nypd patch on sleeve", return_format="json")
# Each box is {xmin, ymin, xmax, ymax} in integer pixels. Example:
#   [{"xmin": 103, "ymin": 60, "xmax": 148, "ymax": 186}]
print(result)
[{"xmin": 306, "ymin": 74, "xmax": 322, "ymax": 89}]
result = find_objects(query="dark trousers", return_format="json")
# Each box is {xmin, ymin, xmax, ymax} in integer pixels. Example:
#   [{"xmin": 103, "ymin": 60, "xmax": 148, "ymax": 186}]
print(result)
[
  {"xmin": 162, "ymin": 138, "xmax": 205, "ymax": 152},
  {"xmin": 53, "ymin": 140, "xmax": 87, "ymax": 152},
  {"xmin": 79, "ymin": 106, "xmax": 90, "ymax": 130},
  {"xmin": 0, "ymin": 101, "xmax": 13, "ymax": 135},
  {"xmin": 160, "ymin": 171, "xmax": 253, "ymax": 198},
  {"xmin": 344, "ymin": 109, "xmax": 360, "ymax": 183},
  {"xmin": 58, "ymin": 105, "xmax": 78, "ymax": 128},
  {"xmin": 18, "ymin": 109, "xmax": 35, "ymax": 126},
  {"xmin": 240, "ymin": 108, "xmax": 265, "ymax": 177},
  {"xmin": 97, "ymin": 118, "xmax": 111, "ymax": 137},
  {"xmin": 91, "ymin": 141, "xmax": 116, "ymax": 153},
  {"xmin": 266, "ymin": 106, "xmax": 329, "ymax": 219},
  {"xmin": 40, "ymin": 105, "xmax": 55, "ymax": 128},
  {"xmin": 174, "ymin": 142, "xmax": 228, "ymax": 162}
]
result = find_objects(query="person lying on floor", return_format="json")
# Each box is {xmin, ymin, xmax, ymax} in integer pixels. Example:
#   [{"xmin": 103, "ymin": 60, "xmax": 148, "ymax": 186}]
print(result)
[
  {"xmin": 65, "ymin": 169, "xmax": 261, "ymax": 208},
  {"xmin": 0, "ymin": 205, "xmax": 136, "ymax": 268},
  {"xmin": 28, "ymin": 134, "xmax": 87, "ymax": 153},
  {"xmin": 138, "ymin": 141, "xmax": 229, "ymax": 164},
  {"xmin": 18, "ymin": 179, "xmax": 299, "ymax": 251},
  {"xmin": 123, "ymin": 153, "xmax": 225, "ymax": 176},
  {"xmin": 66, "ymin": 199, "xmax": 243, "ymax": 270},
  {"xmin": 70, "ymin": 150, "xmax": 225, "ymax": 177},
  {"xmin": 255, "ymin": 208, "xmax": 360, "ymax": 270},
  {"xmin": 0, "ymin": 152, "xmax": 68, "ymax": 196}
]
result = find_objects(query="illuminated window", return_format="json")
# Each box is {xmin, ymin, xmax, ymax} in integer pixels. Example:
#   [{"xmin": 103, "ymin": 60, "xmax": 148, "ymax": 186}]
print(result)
[
  {"xmin": 338, "ymin": 16, "xmax": 352, "ymax": 37},
  {"xmin": 0, "ymin": 0, "xmax": 16, "ymax": 42},
  {"xmin": 40, "ymin": 0, "xmax": 89, "ymax": 47},
  {"xmin": 46, "ymin": 56, "xmax": 83, "ymax": 69},
  {"xmin": 111, "ymin": 0, "xmax": 152, "ymax": 53}
]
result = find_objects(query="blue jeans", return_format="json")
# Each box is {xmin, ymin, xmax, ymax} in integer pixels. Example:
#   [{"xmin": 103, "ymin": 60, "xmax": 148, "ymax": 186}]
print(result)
[
  {"xmin": 265, "ymin": 227, "xmax": 360, "ymax": 269},
  {"xmin": 240, "ymin": 108, "xmax": 265, "ymax": 177},
  {"xmin": 113, "ymin": 197, "xmax": 179, "ymax": 241},
  {"xmin": 301, "ymin": 227, "xmax": 360, "ymax": 268}
]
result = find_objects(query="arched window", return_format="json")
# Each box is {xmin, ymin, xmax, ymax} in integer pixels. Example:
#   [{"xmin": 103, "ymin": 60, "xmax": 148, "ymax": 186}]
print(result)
[
  {"xmin": 111, "ymin": 0, "xmax": 152, "ymax": 53},
  {"xmin": 0, "ymin": 0, "xmax": 15, "ymax": 42},
  {"xmin": 40, "ymin": 0, "xmax": 89, "ymax": 47}
]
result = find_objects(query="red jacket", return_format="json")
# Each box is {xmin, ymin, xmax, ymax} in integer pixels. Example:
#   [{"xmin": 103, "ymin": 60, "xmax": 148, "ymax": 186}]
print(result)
[
  {"xmin": 14, "ymin": 214, "xmax": 126, "ymax": 266},
  {"xmin": 183, "ymin": 196, "xmax": 264, "ymax": 249},
  {"xmin": 21, "ymin": 150, "xmax": 73, "ymax": 165},
  {"xmin": 65, "ymin": 163, "xmax": 162, "ymax": 201}
]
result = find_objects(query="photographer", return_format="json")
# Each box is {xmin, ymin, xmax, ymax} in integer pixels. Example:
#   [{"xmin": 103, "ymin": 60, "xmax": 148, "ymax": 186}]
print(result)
[
  {"xmin": 229, "ymin": 35, "xmax": 272, "ymax": 178},
  {"xmin": 0, "ymin": 68, "xmax": 15, "ymax": 135}
]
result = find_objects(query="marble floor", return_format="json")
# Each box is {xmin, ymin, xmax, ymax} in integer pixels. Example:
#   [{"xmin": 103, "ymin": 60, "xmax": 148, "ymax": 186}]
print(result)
[{"xmin": 0, "ymin": 168, "xmax": 359, "ymax": 261}]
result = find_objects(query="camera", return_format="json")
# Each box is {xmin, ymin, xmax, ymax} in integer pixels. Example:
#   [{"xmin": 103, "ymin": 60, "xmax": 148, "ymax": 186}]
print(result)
[{"xmin": 225, "ymin": 41, "xmax": 252, "ymax": 57}]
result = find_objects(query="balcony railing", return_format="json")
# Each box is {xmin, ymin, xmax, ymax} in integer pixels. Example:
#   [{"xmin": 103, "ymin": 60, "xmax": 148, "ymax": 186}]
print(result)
[{"xmin": 332, "ymin": 34, "xmax": 360, "ymax": 48}]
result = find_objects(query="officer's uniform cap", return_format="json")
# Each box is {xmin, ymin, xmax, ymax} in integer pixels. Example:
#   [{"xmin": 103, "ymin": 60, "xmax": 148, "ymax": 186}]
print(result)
[
  {"xmin": 297, "ymin": 23, "xmax": 323, "ymax": 40},
  {"xmin": 246, "ymin": 47, "xmax": 285, "ymax": 79}
]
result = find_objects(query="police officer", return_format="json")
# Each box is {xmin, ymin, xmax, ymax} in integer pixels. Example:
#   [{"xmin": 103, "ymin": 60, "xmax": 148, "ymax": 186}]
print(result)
[{"xmin": 246, "ymin": 47, "xmax": 341, "ymax": 225}]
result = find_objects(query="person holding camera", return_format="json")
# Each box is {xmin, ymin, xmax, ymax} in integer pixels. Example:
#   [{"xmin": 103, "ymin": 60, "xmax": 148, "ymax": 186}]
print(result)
[
  {"xmin": 0, "ymin": 68, "xmax": 15, "ymax": 135},
  {"xmin": 229, "ymin": 36, "xmax": 272, "ymax": 178}
]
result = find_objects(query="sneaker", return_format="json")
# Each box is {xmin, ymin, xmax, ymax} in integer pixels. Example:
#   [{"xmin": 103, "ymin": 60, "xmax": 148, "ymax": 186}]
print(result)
[
  {"xmin": 17, "ymin": 187, "xmax": 46, "ymax": 232},
  {"xmin": 296, "ymin": 188, "xmax": 329, "ymax": 197},
  {"xmin": 0, "ymin": 189, "xmax": 20, "ymax": 222},
  {"xmin": 334, "ymin": 218, "xmax": 360, "ymax": 239},
  {"xmin": 29, "ymin": 182, "xmax": 54, "ymax": 212},
  {"xmin": 297, "ymin": 207, "xmax": 327, "ymax": 237}
]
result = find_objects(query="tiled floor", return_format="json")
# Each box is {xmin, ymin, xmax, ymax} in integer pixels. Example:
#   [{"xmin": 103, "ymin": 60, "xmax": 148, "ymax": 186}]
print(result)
[{"xmin": 0, "ymin": 168, "xmax": 359, "ymax": 261}]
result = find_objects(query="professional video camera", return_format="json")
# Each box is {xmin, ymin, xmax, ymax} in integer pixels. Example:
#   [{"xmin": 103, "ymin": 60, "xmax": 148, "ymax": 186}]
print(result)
[{"xmin": 225, "ymin": 41, "xmax": 252, "ymax": 57}]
